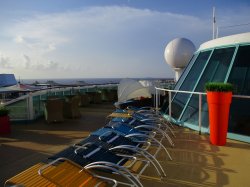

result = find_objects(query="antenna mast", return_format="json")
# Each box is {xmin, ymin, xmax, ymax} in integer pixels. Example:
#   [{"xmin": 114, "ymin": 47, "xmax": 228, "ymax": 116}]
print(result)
[{"xmin": 212, "ymin": 7, "xmax": 216, "ymax": 39}]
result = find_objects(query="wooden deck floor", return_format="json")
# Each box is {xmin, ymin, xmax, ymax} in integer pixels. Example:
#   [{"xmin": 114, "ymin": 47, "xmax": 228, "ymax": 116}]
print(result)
[{"xmin": 0, "ymin": 102, "xmax": 249, "ymax": 187}]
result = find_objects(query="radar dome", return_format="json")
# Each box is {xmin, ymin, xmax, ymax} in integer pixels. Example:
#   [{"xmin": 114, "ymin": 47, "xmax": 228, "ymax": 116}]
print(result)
[{"xmin": 164, "ymin": 38, "xmax": 196, "ymax": 69}]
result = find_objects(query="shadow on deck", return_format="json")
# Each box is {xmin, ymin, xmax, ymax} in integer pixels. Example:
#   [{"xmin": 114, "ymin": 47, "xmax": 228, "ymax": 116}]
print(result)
[{"xmin": 0, "ymin": 102, "xmax": 249, "ymax": 186}]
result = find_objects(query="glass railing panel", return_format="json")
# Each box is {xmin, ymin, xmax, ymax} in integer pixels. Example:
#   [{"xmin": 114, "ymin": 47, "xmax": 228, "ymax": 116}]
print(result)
[
  {"xmin": 7, "ymin": 99, "xmax": 28, "ymax": 120},
  {"xmin": 181, "ymin": 94, "xmax": 209, "ymax": 129},
  {"xmin": 33, "ymin": 95, "xmax": 44, "ymax": 118}
]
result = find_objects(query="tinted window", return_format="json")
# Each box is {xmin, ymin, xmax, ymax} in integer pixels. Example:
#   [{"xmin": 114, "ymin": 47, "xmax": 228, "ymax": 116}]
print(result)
[
  {"xmin": 174, "ymin": 54, "xmax": 198, "ymax": 90},
  {"xmin": 169, "ymin": 51, "xmax": 211, "ymax": 119},
  {"xmin": 228, "ymin": 45, "xmax": 250, "ymax": 95},
  {"xmin": 227, "ymin": 45, "xmax": 250, "ymax": 136},
  {"xmin": 181, "ymin": 47, "xmax": 236, "ymax": 124}
]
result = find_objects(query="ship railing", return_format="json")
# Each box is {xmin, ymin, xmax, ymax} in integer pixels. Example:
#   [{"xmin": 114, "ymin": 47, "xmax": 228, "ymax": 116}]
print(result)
[
  {"xmin": 154, "ymin": 87, "xmax": 250, "ymax": 135},
  {"xmin": 2, "ymin": 84, "xmax": 117, "ymax": 121}
]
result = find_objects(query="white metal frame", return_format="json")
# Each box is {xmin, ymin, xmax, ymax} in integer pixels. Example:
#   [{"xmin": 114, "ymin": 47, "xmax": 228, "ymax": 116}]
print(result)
[{"xmin": 155, "ymin": 87, "xmax": 250, "ymax": 135}]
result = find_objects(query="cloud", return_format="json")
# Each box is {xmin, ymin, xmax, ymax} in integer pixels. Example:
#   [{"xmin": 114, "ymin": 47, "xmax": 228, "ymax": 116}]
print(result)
[
  {"xmin": 8, "ymin": 6, "xmax": 209, "ymax": 53},
  {"xmin": 22, "ymin": 53, "xmax": 62, "ymax": 71},
  {"xmin": 13, "ymin": 34, "xmax": 57, "ymax": 54},
  {"xmin": 0, "ymin": 53, "xmax": 13, "ymax": 69},
  {"xmin": 23, "ymin": 54, "xmax": 31, "ymax": 68},
  {"xmin": 1, "ymin": 5, "xmax": 250, "ymax": 78},
  {"xmin": 14, "ymin": 35, "xmax": 24, "ymax": 43},
  {"xmin": 38, "ymin": 60, "xmax": 59, "ymax": 70}
]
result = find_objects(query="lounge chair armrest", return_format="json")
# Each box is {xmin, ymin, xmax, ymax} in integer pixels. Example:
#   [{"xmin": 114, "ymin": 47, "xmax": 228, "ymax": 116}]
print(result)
[
  {"xmin": 134, "ymin": 125, "xmax": 175, "ymax": 147},
  {"xmin": 98, "ymin": 130, "xmax": 116, "ymax": 141},
  {"xmin": 85, "ymin": 161, "xmax": 143, "ymax": 187},
  {"xmin": 125, "ymin": 133, "xmax": 172, "ymax": 161},
  {"xmin": 109, "ymin": 145, "xmax": 166, "ymax": 178},
  {"xmin": 74, "ymin": 144, "xmax": 101, "ymax": 158}
]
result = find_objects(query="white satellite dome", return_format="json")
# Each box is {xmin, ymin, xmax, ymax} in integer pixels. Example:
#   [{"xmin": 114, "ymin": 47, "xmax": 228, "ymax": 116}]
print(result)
[{"xmin": 164, "ymin": 38, "xmax": 196, "ymax": 81}]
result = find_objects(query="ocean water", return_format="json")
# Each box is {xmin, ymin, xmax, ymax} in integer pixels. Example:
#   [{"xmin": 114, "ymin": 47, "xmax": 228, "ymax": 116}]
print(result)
[
  {"xmin": 21, "ymin": 78, "xmax": 173, "ymax": 85},
  {"xmin": 22, "ymin": 78, "xmax": 122, "ymax": 85}
]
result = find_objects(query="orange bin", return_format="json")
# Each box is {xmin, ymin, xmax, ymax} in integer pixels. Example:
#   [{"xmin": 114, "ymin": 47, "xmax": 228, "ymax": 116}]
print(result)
[{"xmin": 207, "ymin": 92, "xmax": 232, "ymax": 146}]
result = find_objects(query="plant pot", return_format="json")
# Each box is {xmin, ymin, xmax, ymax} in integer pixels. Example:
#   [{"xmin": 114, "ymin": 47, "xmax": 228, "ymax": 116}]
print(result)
[
  {"xmin": 0, "ymin": 116, "xmax": 11, "ymax": 134},
  {"xmin": 207, "ymin": 91, "xmax": 232, "ymax": 146}
]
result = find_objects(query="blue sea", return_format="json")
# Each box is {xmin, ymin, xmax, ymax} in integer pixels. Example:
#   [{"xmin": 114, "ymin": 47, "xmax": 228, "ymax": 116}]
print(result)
[
  {"xmin": 22, "ymin": 78, "xmax": 122, "ymax": 85},
  {"xmin": 21, "ymin": 78, "xmax": 173, "ymax": 85}
]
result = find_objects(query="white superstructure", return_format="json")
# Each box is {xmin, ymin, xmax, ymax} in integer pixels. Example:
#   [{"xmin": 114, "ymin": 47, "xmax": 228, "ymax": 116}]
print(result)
[{"xmin": 198, "ymin": 32, "xmax": 250, "ymax": 51}]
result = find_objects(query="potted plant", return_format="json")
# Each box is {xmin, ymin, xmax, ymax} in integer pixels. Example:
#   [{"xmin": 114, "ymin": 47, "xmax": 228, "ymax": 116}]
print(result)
[
  {"xmin": 205, "ymin": 82, "xmax": 233, "ymax": 146},
  {"xmin": 0, "ymin": 106, "xmax": 11, "ymax": 134}
]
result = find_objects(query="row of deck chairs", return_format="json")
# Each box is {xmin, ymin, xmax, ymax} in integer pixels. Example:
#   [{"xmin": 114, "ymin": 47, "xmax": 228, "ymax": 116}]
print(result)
[{"xmin": 5, "ymin": 105, "xmax": 175, "ymax": 187}]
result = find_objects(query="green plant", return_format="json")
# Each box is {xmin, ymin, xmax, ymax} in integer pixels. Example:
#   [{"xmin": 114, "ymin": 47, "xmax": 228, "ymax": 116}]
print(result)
[
  {"xmin": 205, "ymin": 82, "xmax": 233, "ymax": 92},
  {"xmin": 0, "ymin": 106, "xmax": 10, "ymax": 117}
]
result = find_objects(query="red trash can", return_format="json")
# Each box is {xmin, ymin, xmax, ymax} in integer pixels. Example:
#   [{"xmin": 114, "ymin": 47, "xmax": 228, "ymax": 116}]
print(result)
[{"xmin": 0, "ymin": 116, "xmax": 11, "ymax": 134}]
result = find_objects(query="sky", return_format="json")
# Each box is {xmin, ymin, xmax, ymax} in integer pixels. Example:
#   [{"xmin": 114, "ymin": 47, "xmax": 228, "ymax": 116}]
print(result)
[{"xmin": 0, "ymin": 0, "xmax": 250, "ymax": 79}]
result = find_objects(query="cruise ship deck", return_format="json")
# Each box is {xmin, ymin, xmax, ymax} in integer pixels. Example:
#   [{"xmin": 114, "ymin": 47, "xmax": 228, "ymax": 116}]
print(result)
[{"xmin": 0, "ymin": 102, "xmax": 249, "ymax": 187}]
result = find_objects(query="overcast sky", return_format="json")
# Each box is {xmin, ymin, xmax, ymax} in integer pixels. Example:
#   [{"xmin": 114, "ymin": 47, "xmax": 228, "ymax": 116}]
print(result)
[{"xmin": 0, "ymin": 0, "xmax": 250, "ymax": 79}]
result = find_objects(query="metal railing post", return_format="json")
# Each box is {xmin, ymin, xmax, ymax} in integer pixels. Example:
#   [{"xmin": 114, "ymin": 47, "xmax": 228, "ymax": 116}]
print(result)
[
  {"xmin": 27, "ymin": 93, "xmax": 34, "ymax": 120},
  {"xmin": 199, "ymin": 94, "xmax": 202, "ymax": 135},
  {"xmin": 169, "ymin": 91, "xmax": 172, "ymax": 118},
  {"xmin": 153, "ymin": 89, "xmax": 156, "ymax": 108},
  {"xmin": 155, "ymin": 88, "xmax": 158, "ymax": 112},
  {"xmin": 158, "ymin": 90, "xmax": 160, "ymax": 111}
]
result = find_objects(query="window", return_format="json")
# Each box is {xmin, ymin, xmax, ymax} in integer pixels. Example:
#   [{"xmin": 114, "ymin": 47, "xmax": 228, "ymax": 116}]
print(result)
[
  {"xmin": 181, "ymin": 47, "xmax": 236, "ymax": 125},
  {"xmin": 227, "ymin": 45, "xmax": 250, "ymax": 136},
  {"xmin": 174, "ymin": 54, "xmax": 198, "ymax": 90},
  {"xmin": 169, "ymin": 51, "xmax": 211, "ymax": 119},
  {"xmin": 228, "ymin": 45, "xmax": 250, "ymax": 95}
]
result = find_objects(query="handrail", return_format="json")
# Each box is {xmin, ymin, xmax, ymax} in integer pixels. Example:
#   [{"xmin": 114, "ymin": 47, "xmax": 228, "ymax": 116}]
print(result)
[
  {"xmin": 155, "ymin": 87, "xmax": 206, "ymax": 95},
  {"xmin": 232, "ymin": 94, "xmax": 250, "ymax": 99},
  {"xmin": 3, "ymin": 94, "xmax": 29, "ymax": 106},
  {"xmin": 155, "ymin": 87, "xmax": 250, "ymax": 135},
  {"xmin": 2, "ymin": 84, "xmax": 118, "ymax": 121},
  {"xmin": 155, "ymin": 87, "xmax": 250, "ymax": 99}
]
